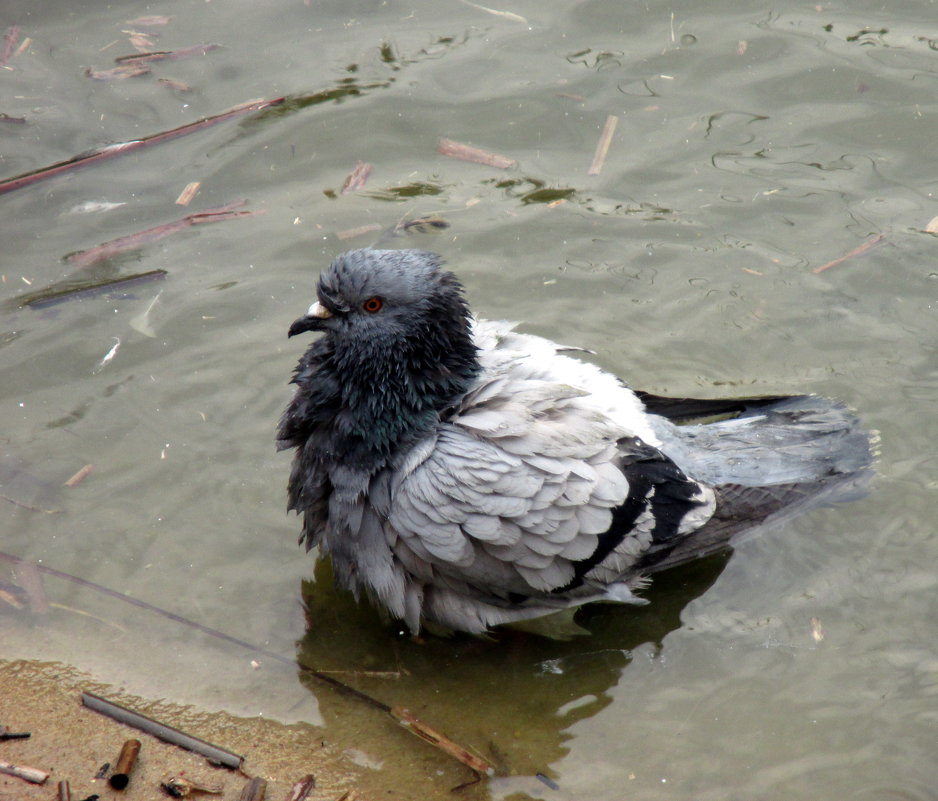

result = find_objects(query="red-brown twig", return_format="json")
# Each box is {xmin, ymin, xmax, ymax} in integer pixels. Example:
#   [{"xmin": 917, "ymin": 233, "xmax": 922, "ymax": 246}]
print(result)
[
  {"xmin": 813, "ymin": 233, "xmax": 885, "ymax": 274},
  {"xmin": 0, "ymin": 97, "xmax": 285, "ymax": 196},
  {"xmin": 63, "ymin": 464, "xmax": 95, "ymax": 488},
  {"xmin": 65, "ymin": 201, "xmax": 261, "ymax": 270},
  {"xmin": 114, "ymin": 43, "xmax": 219, "ymax": 64},
  {"xmin": 588, "ymin": 114, "xmax": 618, "ymax": 175},
  {"xmin": 438, "ymin": 138, "xmax": 514, "ymax": 169}
]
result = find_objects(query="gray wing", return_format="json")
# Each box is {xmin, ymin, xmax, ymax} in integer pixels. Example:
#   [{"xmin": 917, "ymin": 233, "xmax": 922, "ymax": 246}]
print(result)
[
  {"xmin": 383, "ymin": 322, "xmax": 717, "ymax": 633},
  {"xmin": 386, "ymin": 421, "xmax": 679, "ymax": 632}
]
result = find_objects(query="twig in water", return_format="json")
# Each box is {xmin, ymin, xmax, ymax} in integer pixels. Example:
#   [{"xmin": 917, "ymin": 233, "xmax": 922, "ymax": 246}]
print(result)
[
  {"xmin": 438, "ymin": 138, "xmax": 515, "ymax": 169},
  {"xmin": 176, "ymin": 181, "xmax": 201, "ymax": 206},
  {"xmin": 114, "ymin": 44, "xmax": 220, "ymax": 64},
  {"xmin": 813, "ymin": 233, "xmax": 885, "ymax": 273},
  {"xmin": 0, "ymin": 97, "xmax": 285, "ymax": 196},
  {"xmin": 85, "ymin": 64, "xmax": 151, "ymax": 81},
  {"xmin": 65, "ymin": 201, "xmax": 260, "ymax": 270},
  {"xmin": 588, "ymin": 114, "xmax": 618, "ymax": 175},
  {"xmin": 336, "ymin": 223, "xmax": 382, "ymax": 241},
  {"xmin": 390, "ymin": 707, "xmax": 494, "ymax": 777},
  {"xmin": 64, "ymin": 464, "xmax": 95, "ymax": 488}
]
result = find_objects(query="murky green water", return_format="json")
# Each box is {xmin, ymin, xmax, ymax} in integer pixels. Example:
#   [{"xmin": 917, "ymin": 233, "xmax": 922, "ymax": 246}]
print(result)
[{"xmin": 3, "ymin": 0, "xmax": 938, "ymax": 797}]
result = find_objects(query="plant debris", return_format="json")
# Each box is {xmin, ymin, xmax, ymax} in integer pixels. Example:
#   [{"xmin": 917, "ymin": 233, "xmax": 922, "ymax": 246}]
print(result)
[
  {"xmin": 813, "ymin": 233, "xmax": 885, "ymax": 273},
  {"xmin": 65, "ymin": 200, "xmax": 260, "ymax": 270},
  {"xmin": 438, "ymin": 138, "xmax": 515, "ymax": 169},
  {"xmin": 0, "ymin": 98, "xmax": 285, "ymax": 196},
  {"xmin": 19, "ymin": 270, "xmax": 168, "ymax": 309},
  {"xmin": 340, "ymin": 161, "xmax": 373, "ymax": 194},
  {"xmin": 587, "ymin": 114, "xmax": 618, "ymax": 175}
]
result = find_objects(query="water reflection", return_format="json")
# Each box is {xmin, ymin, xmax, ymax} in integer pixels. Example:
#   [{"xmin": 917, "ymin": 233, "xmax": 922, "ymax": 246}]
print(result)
[{"xmin": 295, "ymin": 551, "xmax": 731, "ymax": 782}]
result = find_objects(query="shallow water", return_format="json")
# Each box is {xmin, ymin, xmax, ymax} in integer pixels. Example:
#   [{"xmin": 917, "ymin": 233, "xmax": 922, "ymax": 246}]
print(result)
[{"xmin": 2, "ymin": 0, "xmax": 938, "ymax": 797}]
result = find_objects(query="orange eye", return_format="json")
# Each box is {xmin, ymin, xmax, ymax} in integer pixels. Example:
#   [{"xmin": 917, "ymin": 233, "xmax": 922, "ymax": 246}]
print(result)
[{"xmin": 362, "ymin": 297, "xmax": 383, "ymax": 313}]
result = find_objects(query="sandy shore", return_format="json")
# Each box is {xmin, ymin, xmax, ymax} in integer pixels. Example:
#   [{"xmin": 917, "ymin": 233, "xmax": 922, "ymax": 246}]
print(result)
[{"xmin": 0, "ymin": 659, "xmax": 375, "ymax": 801}]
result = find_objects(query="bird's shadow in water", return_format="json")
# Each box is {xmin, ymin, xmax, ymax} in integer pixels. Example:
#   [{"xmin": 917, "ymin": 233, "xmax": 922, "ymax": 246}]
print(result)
[{"xmin": 293, "ymin": 549, "xmax": 732, "ymax": 780}]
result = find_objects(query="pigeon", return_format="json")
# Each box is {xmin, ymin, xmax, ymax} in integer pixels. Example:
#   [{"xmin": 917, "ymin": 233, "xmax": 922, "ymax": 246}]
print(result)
[{"xmin": 278, "ymin": 248, "xmax": 872, "ymax": 634}]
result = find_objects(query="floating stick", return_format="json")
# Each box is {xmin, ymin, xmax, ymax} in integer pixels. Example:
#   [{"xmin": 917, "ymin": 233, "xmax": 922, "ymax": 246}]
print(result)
[
  {"xmin": 0, "ymin": 97, "xmax": 285, "ymax": 196},
  {"xmin": 438, "ymin": 138, "xmax": 514, "ymax": 169},
  {"xmin": 588, "ymin": 114, "xmax": 618, "ymax": 175}
]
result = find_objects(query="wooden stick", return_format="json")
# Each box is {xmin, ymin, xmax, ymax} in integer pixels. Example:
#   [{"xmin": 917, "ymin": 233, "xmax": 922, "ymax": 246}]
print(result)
[
  {"xmin": 57, "ymin": 780, "xmax": 71, "ymax": 801},
  {"xmin": 81, "ymin": 692, "xmax": 243, "ymax": 770},
  {"xmin": 813, "ymin": 233, "xmax": 885, "ymax": 274},
  {"xmin": 65, "ymin": 201, "xmax": 259, "ymax": 270},
  {"xmin": 0, "ymin": 759, "xmax": 49, "ymax": 785},
  {"xmin": 63, "ymin": 464, "xmax": 95, "ymax": 488},
  {"xmin": 114, "ymin": 44, "xmax": 220, "ymax": 64},
  {"xmin": 175, "ymin": 181, "xmax": 201, "ymax": 206},
  {"xmin": 0, "ymin": 97, "xmax": 285, "ymax": 196},
  {"xmin": 438, "ymin": 138, "xmax": 515, "ymax": 169},
  {"xmin": 109, "ymin": 738, "xmax": 141, "ymax": 789},
  {"xmin": 85, "ymin": 64, "xmax": 151, "ymax": 81},
  {"xmin": 390, "ymin": 707, "xmax": 495, "ymax": 777},
  {"xmin": 588, "ymin": 114, "xmax": 618, "ymax": 175},
  {"xmin": 336, "ymin": 223, "xmax": 382, "ymax": 241}
]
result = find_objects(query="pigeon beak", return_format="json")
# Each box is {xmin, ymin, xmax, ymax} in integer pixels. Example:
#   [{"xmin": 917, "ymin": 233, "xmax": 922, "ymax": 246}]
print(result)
[{"xmin": 288, "ymin": 301, "xmax": 333, "ymax": 337}]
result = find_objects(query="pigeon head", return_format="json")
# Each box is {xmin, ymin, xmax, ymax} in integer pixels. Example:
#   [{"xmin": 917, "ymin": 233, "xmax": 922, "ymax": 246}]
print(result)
[
  {"xmin": 285, "ymin": 248, "xmax": 480, "ymax": 466},
  {"xmin": 289, "ymin": 248, "xmax": 460, "ymax": 339}
]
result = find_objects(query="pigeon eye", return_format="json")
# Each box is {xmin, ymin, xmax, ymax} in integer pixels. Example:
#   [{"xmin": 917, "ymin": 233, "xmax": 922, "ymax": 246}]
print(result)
[{"xmin": 362, "ymin": 297, "xmax": 383, "ymax": 313}]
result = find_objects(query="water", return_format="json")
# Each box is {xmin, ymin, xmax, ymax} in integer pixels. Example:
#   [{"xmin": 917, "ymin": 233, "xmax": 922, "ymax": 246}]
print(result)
[{"xmin": 2, "ymin": 0, "xmax": 937, "ymax": 797}]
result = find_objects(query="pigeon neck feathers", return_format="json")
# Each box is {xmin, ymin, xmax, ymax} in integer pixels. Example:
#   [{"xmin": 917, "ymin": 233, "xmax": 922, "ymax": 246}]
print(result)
[{"xmin": 287, "ymin": 249, "xmax": 480, "ymax": 472}]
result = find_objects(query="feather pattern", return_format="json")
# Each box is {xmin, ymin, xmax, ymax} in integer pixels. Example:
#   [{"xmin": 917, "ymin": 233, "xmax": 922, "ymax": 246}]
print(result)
[{"xmin": 278, "ymin": 249, "xmax": 873, "ymax": 634}]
